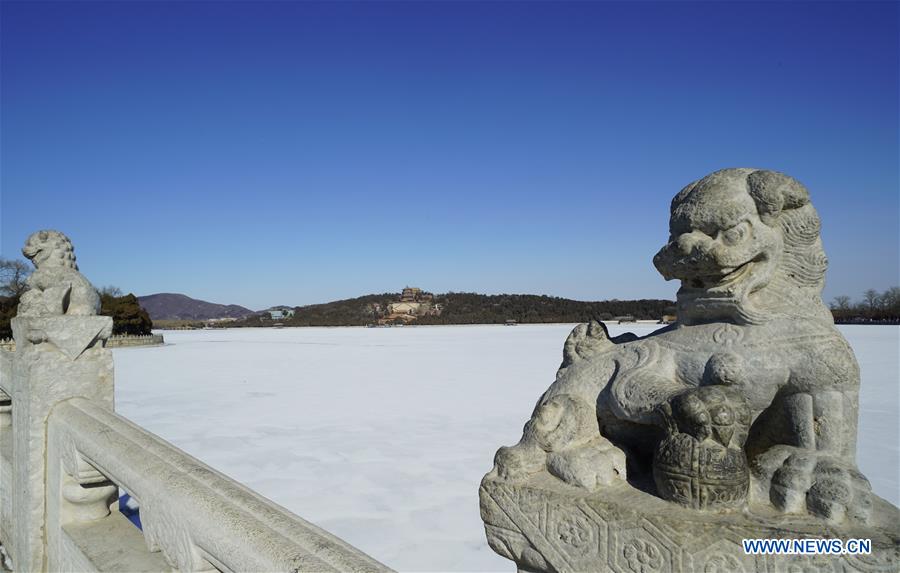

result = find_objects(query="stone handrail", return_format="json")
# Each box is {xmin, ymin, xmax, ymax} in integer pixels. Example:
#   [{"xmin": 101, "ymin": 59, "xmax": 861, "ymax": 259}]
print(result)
[
  {"xmin": 45, "ymin": 397, "xmax": 387, "ymax": 572},
  {"xmin": 0, "ymin": 230, "xmax": 390, "ymax": 572}
]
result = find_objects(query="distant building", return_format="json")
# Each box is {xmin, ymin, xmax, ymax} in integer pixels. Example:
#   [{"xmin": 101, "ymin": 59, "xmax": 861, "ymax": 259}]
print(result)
[
  {"xmin": 267, "ymin": 309, "xmax": 294, "ymax": 320},
  {"xmin": 400, "ymin": 287, "xmax": 422, "ymax": 302},
  {"xmin": 389, "ymin": 302, "xmax": 421, "ymax": 315},
  {"xmin": 505, "ymin": 319, "xmax": 518, "ymax": 326},
  {"xmin": 614, "ymin": 315, "xmax": 636, "ymax": 323},
  {"xmin": 377, "ymin": 287, "xmax": 440, "ymax": 323}
]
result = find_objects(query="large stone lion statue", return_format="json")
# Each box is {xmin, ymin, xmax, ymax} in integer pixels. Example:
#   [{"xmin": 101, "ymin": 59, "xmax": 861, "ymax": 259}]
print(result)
[
  {"xmin": 490, "ymin": 168, "xmax": 873, "ymax": 524},
  {"xmin": 18, "ymin": 230, "xmax": 100, "ymax": 317}
]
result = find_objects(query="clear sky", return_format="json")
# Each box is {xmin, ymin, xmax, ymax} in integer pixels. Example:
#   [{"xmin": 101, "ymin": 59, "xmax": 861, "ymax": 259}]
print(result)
[{"xmin": 1, "ymin": 1, "xmax": 897, "ymax": 310}]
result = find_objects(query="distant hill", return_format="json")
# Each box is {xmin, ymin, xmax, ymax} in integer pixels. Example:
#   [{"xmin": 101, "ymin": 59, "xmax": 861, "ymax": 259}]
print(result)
[
  {"xmin": 138, "ymin": 293, "xmax": 254, "ymax": 321},
  {"xmin": 233, "ymin": 292, "xmax": 675, "ymax": 328},
  {"xmin": 418, "ymin": 293, "xmax": 675, "ymax": 325}
]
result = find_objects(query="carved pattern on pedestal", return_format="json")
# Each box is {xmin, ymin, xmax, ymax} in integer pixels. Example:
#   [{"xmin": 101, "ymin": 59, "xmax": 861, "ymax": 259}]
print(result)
[
  {"xmin": 768, "ymin": 554, "xmax": 840, "ymax": 573},
  {"xmin": 481, "ymin": 478, "xmax": 898, "ymax": 573},
  {"xmin": 608, "ymin": 519, "xmax": 679, "ymax": 573},
  {"xmin": 842, "ymin": 553, "xmax": 900, "ymax": 573},
  {"xmin": 682, "ymin": 537, "xmax": 761, "ymax": 573}
]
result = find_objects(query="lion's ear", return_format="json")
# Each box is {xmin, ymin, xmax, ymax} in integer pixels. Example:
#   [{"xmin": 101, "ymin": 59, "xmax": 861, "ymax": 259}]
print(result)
[{"xmin": 747, "ymin": 170, "xmax": 810, "ymax": 224}]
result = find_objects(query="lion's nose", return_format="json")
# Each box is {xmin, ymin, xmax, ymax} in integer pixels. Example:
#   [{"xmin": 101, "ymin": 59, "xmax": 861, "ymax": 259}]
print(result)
[{"xmin": 676, "ymin": 231, "xmax": 711, "ymax": 255}]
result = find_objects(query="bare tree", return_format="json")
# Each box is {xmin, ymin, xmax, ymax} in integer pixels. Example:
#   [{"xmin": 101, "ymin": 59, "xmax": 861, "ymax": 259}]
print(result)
[
  {"xmin": 882, "ymin": 287, "xmax": 900, "ymax": 312},
  {"xmin": 830, "ymin": 295, "xmax": 851, "ymax": 311},
  {"xmin": 863, "ymin": 288, "xmax": 881, "ymax": 311},
  {"xmin": 99, "ymin": 285, "xmax": 123, "ymax": 297},
  {"xmin": 0, "ymin": 257, "xmax": 31, "ymax": 298}
]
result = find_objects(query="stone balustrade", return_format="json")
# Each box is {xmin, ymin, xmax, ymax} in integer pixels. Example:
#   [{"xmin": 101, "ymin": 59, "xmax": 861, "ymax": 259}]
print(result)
[
  {"xmin": 0, "ymin": 229, "xmax": 390, "ymax": 572},
  {"xmin": 105, "ymin": 334, "xmax": 164, "ymax": 348},
  {"xmin": 0, "ymin": 316, "xmax": 390, "ymax": 572},
  {"xmin": 2, "ymin": 334, "xmax": 167, "ymax": 352}
]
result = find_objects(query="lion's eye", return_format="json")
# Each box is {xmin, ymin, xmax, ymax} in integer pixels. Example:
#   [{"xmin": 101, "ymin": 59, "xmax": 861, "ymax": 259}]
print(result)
[{"xmin": 721, "ymin": 222, "xmax": 749, "ymax": 246}]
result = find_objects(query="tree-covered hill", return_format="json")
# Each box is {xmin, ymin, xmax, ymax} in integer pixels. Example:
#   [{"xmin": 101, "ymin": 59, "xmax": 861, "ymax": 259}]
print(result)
[
  {"xmin": 239, "ymin": 294, "xmax": 398, "ymax": 327},
  {"xmin": 233, "ymin": 292, "xmax": 675, "ymax": 328},
  {"xmin": 418, "ymin": 293, "xmax": 674, "ymax": 325},
  {"xmin": 100, "ymin": 293, "xmax": 154, "ymax": 335}
]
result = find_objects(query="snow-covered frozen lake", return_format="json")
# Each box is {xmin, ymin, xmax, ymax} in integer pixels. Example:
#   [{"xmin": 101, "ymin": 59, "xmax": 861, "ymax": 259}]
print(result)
[{"xmin": 113, "ymin": 324, "xmax": 899, "ymax": 572}]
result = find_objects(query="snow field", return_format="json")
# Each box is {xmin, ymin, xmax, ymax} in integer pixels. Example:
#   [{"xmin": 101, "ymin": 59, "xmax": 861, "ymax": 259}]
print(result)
[{"xmin": 112, "ymin": 324, "xmax": 899, "ymax": 571}]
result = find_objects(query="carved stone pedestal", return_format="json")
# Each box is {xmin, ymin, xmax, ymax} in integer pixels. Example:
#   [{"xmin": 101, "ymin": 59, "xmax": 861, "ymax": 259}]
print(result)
[{"xmin": 480, "ymin": 472, "xmax": 900, "ymax": 573}]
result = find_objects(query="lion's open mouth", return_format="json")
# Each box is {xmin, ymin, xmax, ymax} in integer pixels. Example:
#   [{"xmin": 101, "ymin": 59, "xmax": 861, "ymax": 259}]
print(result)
[{"xmin": 685, "ymin": 256, "xmax": 762, "ymax": 293}]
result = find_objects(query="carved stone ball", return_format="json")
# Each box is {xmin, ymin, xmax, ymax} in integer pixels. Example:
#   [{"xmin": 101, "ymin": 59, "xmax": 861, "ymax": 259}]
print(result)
[
  {"xmin": 653, "ymin": 386, "xmax": 751, "ymax": 510},
  {"xmin": 653, "ymin": 432, "xmax": 749, "ymax": 510}
]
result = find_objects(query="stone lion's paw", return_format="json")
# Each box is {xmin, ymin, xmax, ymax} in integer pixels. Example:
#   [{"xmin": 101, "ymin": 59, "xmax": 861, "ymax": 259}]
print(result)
[
  {"xmin": 806, "ymin": 458, "xmax": 872, "ymax": 524},
  {"xmin": 561, "ymin": 320, "xmax": 613, "ymax": 368},
  {"xmin": 767, "ymin": 447, "xmax": 872, "ymax": 525},
  {"xmin": 547, "ymin": 437, "xmax": 626, "ymax": 490},
  {"xmin": 493, "ymin": 443, "xmax": 546, "ymax": 482}
]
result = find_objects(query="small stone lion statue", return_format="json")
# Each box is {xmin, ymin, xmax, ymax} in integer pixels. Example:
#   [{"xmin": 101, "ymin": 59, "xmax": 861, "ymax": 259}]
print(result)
[
  {"xmin": 18, "ymin": 230, "xmax": 100, "ymax": 317},
  {"xmin": 490, "ymin": 168, "xmax": 875, "ymax": 525}
]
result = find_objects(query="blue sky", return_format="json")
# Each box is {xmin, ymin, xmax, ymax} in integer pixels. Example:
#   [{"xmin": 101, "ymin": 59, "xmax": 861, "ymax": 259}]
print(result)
[{"xmin": 1, "ymin": 1, "xmax": 897, "ymax": 310}]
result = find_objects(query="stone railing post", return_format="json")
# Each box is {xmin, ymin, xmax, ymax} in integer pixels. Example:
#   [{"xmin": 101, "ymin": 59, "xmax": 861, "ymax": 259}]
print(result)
[{"xmin": 5, "ymin": 230, "xmax": 115, "ymax": 572}]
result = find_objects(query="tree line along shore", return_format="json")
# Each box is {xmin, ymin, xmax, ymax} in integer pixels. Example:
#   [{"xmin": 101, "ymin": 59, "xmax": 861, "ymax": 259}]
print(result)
[{"xmin": 2, "ymin": 257, "xmax": 899, "ymax": 335}]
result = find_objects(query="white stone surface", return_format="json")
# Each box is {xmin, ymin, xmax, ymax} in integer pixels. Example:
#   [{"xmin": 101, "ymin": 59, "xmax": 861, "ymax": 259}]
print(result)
[{"xmin": 112, "ymin": 324, "xmax": 899, "ymax": 571}]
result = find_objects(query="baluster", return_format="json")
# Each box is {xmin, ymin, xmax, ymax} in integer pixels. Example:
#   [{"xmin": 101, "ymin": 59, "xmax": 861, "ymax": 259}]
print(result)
[{"xmin": 0, "ymin": 389, "xmax": 10, "ymax": 428}]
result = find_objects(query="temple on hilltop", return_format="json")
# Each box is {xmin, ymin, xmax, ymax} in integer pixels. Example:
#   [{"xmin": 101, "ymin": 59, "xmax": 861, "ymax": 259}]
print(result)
[
  {"xmin": 377, "ymin": 287, "xmax": 441, "ymax": 324},
  {"xmin": 398, "ymin": 287, "xmax": 433, "ymax": 303}
]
